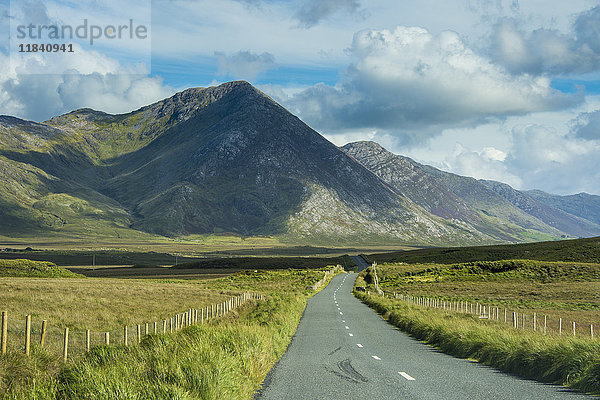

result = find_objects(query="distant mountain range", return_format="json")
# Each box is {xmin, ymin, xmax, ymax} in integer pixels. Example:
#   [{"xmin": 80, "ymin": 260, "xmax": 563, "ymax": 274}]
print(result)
[{"xmin": 0, "ymin": 81, "xmax": 598, "ymax": 245}]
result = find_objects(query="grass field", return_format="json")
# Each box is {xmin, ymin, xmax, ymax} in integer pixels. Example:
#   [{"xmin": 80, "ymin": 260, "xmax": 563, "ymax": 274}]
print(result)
[
  {"xmin": 0, "ymin": 233, "xmax": 419, "ymax": 260},
  {"xmin": 0, "ymin": 263, "xmax": 342, "ymax": 399},
  {"xmin": 368, "ymin": 260, "xmax": 600, "ymax": 334}
]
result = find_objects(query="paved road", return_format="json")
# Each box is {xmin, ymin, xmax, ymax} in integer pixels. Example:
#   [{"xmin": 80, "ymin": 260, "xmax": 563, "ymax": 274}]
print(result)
[
  {"xmin": 256, "ymin": 273, "xmax": 590, "ymax": 399},
  {"xmin": 350, "ymin": 255, "xmax": 369, "ymax": 272}
]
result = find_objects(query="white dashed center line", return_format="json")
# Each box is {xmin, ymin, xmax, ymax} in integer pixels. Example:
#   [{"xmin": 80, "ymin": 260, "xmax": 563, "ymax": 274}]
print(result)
[
  {"xmin": 349, "ymin": 333, "xmax": 353, "ymax": 337},
  {"xmin": 371, "ymin": 355, "xmax": 381, "ymax": 360},
  {"xmin": 340, "ymin": 312, "xmax": 343, "ymax": 315},
  {"xmin": 345, "ymin": 326, "xmax": 349, "ymax": 329},
  {"xmin": 356, "ymin": 344, "xmax": 363, "ymax": 348},
  {"xmin": 399, "ymin": 372, "xmax": 416, "ymax": 381}
]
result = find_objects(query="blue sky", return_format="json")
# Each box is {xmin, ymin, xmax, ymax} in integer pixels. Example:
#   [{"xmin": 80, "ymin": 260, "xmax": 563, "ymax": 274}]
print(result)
[{"xmin": 2, "ymin": 0, "xmax": 600, "ymax": 195}]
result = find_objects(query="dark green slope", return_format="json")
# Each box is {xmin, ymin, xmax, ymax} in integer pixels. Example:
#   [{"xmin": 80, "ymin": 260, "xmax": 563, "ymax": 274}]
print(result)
[{"xmin": 365, "ymin": 235, "xmax": 600, "ymax": 265}]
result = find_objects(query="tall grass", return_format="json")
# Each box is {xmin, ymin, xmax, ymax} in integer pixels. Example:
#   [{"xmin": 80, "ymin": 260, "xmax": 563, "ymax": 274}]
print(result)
[
  {"xmin": 355, "ymin": 292, "xmax": 600, "ymax": 395},
  {"xmin": 1, "ymin": 267, "xmax": 340, "ymax": 399},
  {"xmin": 2, "ymin": 294, "xmax": 307, "ymax": 399}
]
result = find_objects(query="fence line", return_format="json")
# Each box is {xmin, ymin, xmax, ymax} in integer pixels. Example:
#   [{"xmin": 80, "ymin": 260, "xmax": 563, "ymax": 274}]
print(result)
[
  {"xmin": 0, "ymin": 292, "xmax": 265, "ymax": 361},
  {"xmin": 381, "ymin": 291, "xmax": 597, "ymax": 339},
  {"xmin": 311, "ymin": 265, "xmax": 344, "ymax": 290}
]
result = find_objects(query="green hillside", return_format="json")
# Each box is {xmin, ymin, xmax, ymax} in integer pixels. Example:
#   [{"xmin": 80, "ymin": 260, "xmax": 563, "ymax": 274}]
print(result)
[{"xmin": 365, "ymin": 236, "xmax": 600, "ymax": 265}]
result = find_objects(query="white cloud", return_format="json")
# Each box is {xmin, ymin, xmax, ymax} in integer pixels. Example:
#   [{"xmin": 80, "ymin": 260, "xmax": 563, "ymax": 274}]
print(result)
[
  {"xmin": 215, "ymin": 50, "xmax": 276, "ymax": 80},
  {"xmin": 286, "ymin": 25, "xmax": 578, "ymax": 144},
  {"xmin": 294, "ymin": 0, "xmax": 364, "ymax": 28},
  {"xmin": 489, "ymin": 13, "xmax": 600, "ymax": 75},
  {"xmin": 571, "ymin": 109, "xmax": 600, "ymax": 140},
  {"xmin": 506, "ymin": 124, "xmax": 600, "ymax": 194},
  {"xmin": 440, "ymin": 142, "xmax": 522, "ymax": 188},
  {"xmin": 0, "ymin": 49, "xmax": 174, "ymax": 121}
]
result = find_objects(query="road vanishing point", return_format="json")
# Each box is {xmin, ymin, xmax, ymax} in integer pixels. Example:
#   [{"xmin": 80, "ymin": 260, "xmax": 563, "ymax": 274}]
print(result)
[{"xmin": 255, "ymin": 273, "xmax": 591, "ymax": 400}]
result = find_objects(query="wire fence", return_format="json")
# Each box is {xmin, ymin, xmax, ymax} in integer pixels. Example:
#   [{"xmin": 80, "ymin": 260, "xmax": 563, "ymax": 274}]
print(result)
[
  {"xmin": 364, "ymin": 264, "xmax": 597, "ymax": 338},
  {"xmin": 0, "ymin": 292, "xmax": 265, "ymax": 361},
  {"xmin": 381, "ymin": 291, "xmax": 597, "ymax": 338}
]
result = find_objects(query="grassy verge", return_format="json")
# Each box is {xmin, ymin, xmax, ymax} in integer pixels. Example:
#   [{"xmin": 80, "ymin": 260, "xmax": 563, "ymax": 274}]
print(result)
[
  {"xmin": 3, "ymin": 295, "xmax": 304, "ymax": 399},
  {"xmin": 354, "ymin": 291, "xmax": 600, "ymax": 395},
  {"xmin": 1, "ymin": 267, "xmax": 342, "ymax": 399}
]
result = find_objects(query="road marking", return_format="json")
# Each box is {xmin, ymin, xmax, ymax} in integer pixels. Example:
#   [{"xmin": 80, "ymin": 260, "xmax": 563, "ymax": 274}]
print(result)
[
  {"xmin": 340, "ymin": 312, "xmax": 343, "ymax": 315},
  {"xmin": 342, "ymin": 320, "xmax": 345, "ymax": 323},
  {"xmin": 371, "ymin": 355, "xmax": 381, "ymax": 360},
  {"xmin": 349, "ymin": 333, "xmax": 353, "ymax": 337},
  {"xmin": 345, "ymin": 326, "xmax": 349, "ymax": 329},
  {"xmin": 356, "ymin": 344, "xmax": 363, "ymax": 348},
  {"xmin": 399, "ymin": 372, "xmax": 415, "ymax": 381}
]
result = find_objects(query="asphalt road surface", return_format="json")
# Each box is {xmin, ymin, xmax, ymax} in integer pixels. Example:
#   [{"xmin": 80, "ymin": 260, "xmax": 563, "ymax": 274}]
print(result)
[
  {"xmin": 350, "ymin": 255, "xmax": 369, "ymax": 272},
  {"xmin": 256, "ymin": 273, "xmax": 591, "ymax": 399}
]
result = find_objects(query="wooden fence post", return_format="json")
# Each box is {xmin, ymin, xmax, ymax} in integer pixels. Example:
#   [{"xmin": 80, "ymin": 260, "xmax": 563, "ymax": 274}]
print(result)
[
  {"xmin": 63, "ymin": 328, "xmax": 69, "ymax": 362},
  {"xmin": 154, "ymin": 321, "xmax": 157, "ymax": 334},
  {"xmin": 544, "ymin": 315, "xmax": 547, "ymax": 335},
  {"xmin": 25, "ymin": 315, "xmax": 31, "ymax": 357},
  {"xmin": 573, "ymin": 321, "xmax": 576, "ymax": 337},
  {"xmin": 591, "ymin": 324, "xmax": 594, "ymax": 339},
  {"xmin": 559, "ymin": 318, "xmax": 562, "ymax": 335},
  {"xmin": 163, "ymin": 320, "xmax": 167, "ymax": 334},
  {"xmin": 105, "ymin": 332, "xmax": 110, "ymax": 345},
  {"xmin": 1, "ymin": 311, "xmax": 6, "ymax": 355},
  {"xmin": 124, "ymin": 326, "xmax": 128, "ymax": 346},
  {"xmin": 40, "ymin": 320, "xmax": 47, "ymax": 347},
  {"xmin": 86, "ymin": 330, "xmax": 90, "ymax": 352},
  {"xmin": 137, "ymin": 324, "xmax": 141, "ymax": 343},
  {"xmin": 533, "ymin": 313, "xmax": 537, "ymax": 332}
]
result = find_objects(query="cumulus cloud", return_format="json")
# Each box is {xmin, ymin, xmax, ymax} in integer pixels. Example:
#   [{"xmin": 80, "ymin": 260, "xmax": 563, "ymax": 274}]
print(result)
[
  {"xmin": 0, "ymin": 49, "xmax": 173, "ymax": 122},
  {"xmin": 570, "ymin": 110, "xmax": 600, "ymax": 140},
  {"xmin": 506, "ymin": 124, "xmax": 600, "ymax": 194},
  {"xmin": 214, "ymin": 50, "xmax": 276, "ymax": 80},
  {"xmin": 286, "ymin": 26, "xmax": 576, "ymax": 144},
  {"xmin": 294, "ymin": 0, "xmax": 363, "ymax": 28},
  {"xmin": 434, "ymin": 121, "xmax": 600, "ymax": 195},
  {"xmin": 489, "ymin": 7, "xmax": 600, "ymax": 75},
  {"xmin": 441, "ymin": 143, "xmax": 521, "ymax": 188}
]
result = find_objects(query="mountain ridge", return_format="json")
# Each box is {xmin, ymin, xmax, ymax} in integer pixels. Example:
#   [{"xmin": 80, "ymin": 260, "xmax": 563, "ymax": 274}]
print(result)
[
  {"xmin": 341, "ymin": 141, "xmax": 600, "ymax": 240},
  {"xmin": 0, "ymin": 81, "xmax": 597, "ymax": 245}
]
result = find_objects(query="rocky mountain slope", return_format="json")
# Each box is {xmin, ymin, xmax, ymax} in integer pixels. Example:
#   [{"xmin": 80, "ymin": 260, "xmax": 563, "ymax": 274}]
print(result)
[
  {"xmin": 527, "ymin": 190, "xmax": 600, "ymax": 227},
  {"xmin": 0, "ymin": 82, "xmax": 482, "ymax": 244},
  {"xmin": 0, "ymin": 82, "xmax": 597, "ymax": 245},
  {"xmin": 342, "ymin": 141, "xmax": 600, "ymax": 240}
]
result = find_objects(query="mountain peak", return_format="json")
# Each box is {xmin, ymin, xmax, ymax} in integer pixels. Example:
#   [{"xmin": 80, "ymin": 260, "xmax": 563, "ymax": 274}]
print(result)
[{"xmin": 142, "ymin": 81, "xmax": 271, "ymax": 123}]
